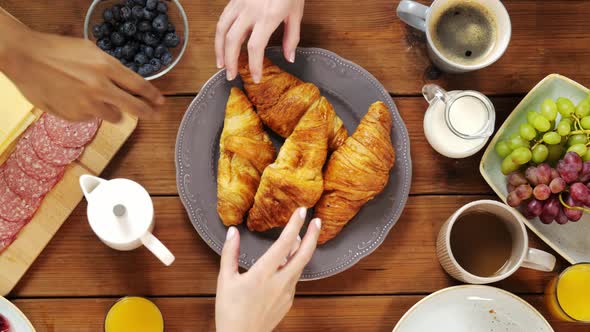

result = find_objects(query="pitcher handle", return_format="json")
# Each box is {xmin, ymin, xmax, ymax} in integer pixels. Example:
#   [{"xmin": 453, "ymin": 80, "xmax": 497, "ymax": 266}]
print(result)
[
  {"xmin": 140, "ymin": 232, "xmax": 175, "ymax": 266},
  {"xmin": 521, "ymin": 248, "xmax": 556, "ymax": 272},
  {"xmin": 422, "ymin": 84, "xmax": 449, "ymax": 104},
  {"xmin": 396, "ymin": 0, "xmax": 429, "ymax": 32}
]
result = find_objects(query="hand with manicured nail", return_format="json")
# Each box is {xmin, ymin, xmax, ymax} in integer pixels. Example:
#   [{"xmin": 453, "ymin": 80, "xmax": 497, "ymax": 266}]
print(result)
[
  {"xmin": 215, "ymin": 0, "xmax": 305, "ymax": 83},
  {"xmin": 215, "ymin": 207, "xmax": 321, "ymax": 332}
]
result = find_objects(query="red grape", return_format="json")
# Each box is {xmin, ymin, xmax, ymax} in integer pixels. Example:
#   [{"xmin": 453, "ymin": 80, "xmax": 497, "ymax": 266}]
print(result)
[
  {"xmin": 526, "ymin": 198, "xmax": 544, "ymax": 217},
  {"xmin": 533, "ymin": 184, "xmax": 551, "ymax": 200},
  {"xmin": 514, "ymin": 184, "xmax": 533, "ymax": 200},
  {"xmin": 507, "ymin": 183, "xmax": 516, "ymax": 192},
  {"xmin": 564, "ymin": 151, "xmax": 583, "ymax": 172},
  {"xmin": 556, "ymin": 206, "xmax": 569, "ymax": 224},
  {"xmin": 549, "ymin": 177, "xmax": 566, "ymax": 194},
  {"xmin": 525, "ymin": 166, "xmax": 539, "ymax": 186},
  {"xmin": 579, "ymin": 162, "xmax": 590, "ymax": 182},
  {"xmin": 550, "ymin": 168, "xmax": 560, "ymax": 180},
  {"xmin": 507, "ymin": 191, "xmax": 521, "ymax": 207},
  {"xmin": 557, "ymin": 160, "xmax": 580, "ymax": 183},
  {"xmin": 536, "ymin": 163, "xmax": 552, "ymax": 185},
  {"xmin": 540, "ymin": 196, "xmax": 559, "ymax": 224},
  {"xmin": 507, "ymin": 172, "xmax": 528, "ymax": 186},
  {"xmin": 570, "ymin": 182, "xmax": 590, "ymax": 205},
  {"xmin": 563, "ymin": 193, "xmax": 583, "ymax": 222}
]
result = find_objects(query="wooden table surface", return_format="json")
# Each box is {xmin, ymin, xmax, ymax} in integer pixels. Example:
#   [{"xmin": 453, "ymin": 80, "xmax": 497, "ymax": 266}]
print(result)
[{"xmin": 2, "ymin": 0, "xmax": 589, "ymax": 331}]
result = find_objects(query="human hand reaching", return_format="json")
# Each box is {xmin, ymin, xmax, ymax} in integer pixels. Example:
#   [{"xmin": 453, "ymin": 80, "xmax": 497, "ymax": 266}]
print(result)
[
  {"xmin": 215, "ymin": 0, "xmax": 305, "ymax": 83},
  {"xmin": 215, "ymin": 207, "xmax": 321, "ymax": 332},
  {"xmin": 0, "ymin": 13, "xmax": 164, "ymax": 123}
]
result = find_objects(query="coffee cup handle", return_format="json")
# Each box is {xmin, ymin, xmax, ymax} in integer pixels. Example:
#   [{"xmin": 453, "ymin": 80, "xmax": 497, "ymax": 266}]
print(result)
[
  {"xmin": 396, "ymin": 0, "xmax": 429, "ymax": 32},
  {"xmin": 140, "ymin": 232, "xmax": 175, "ymax": 266},
  {"xmin": 521, "ymin": 248, "xmax": 556, "ymax": 272}
]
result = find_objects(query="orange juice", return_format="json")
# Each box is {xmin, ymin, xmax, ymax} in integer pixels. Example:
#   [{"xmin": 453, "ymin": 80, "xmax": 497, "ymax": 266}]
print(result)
[
  {"xmin": 545, "ymin": 263, "xmax": 590, "ymax": 323},
  {"xmin": 105, "ymin": 297, "xmax": 164, "ymax": 332}
]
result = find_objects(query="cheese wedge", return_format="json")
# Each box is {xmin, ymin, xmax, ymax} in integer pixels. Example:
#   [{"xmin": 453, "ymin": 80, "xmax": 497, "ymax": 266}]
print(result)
[{"xmin": 0, "ymin": 72, "xmax": 35, "ymax": 159}]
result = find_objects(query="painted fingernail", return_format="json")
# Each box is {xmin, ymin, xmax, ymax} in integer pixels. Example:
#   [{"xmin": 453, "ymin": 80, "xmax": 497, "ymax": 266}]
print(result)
[
  {"xmin": 252, "ymin": 73, "xmax": 261, "ymax": 84},
  {"xmin": 226, "ymin": 70, "xmax": 234, "ymax": 81},
  {"xmin": 298, "ymin": 207, "xmax": 307, "ymax": 219},
  {"xmin": 226, "ymin": 226, "xmax": 236, "ymax": 241},
  {"xmin": 216, "ymin": 58, "xmax": 223, "ymax": 69},
  {"xmin": 314, "ymin": 218, "xmax": 322, "ymax": 229},
  {"xmin": 296, "ymin": 235, "xmax": 302, "ymax": 242},
  {"xmin": 288, "ymin": 51, "xmax": 295, "ymax": 63}
]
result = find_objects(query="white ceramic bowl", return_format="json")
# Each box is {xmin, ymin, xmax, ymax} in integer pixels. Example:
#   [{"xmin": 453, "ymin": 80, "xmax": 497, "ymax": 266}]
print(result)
[{"xmin": 480, "ymin": 74, "xmax": 590, "ymax": 264}]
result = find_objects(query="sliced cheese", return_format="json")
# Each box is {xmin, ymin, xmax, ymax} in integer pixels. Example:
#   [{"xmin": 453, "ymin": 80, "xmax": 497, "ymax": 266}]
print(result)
[{"xmin": 0, "ymin": 72, "xmax": 35, "ymax": 158}]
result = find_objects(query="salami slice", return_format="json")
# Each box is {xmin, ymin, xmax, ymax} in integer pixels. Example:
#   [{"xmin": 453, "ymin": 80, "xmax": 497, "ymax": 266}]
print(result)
[
  {"xmin": 15, "ymin": 135, "xmax": 64, "ymax": 180},
  {"xmin": 0, "ymin": 167, "xmax": 41, "ymax": 223},
  {"xmin": 4, "ymin": 155, "xmax": 58, "ymax": 200},
  {"xmin": 0, "ymin": 218, "xmax": 27, "ymax": 253},
  {"xmin": 32, "ymin": 117, "xmax": 84, "ymax": 166},
  {"xmin": 44, "ymin": 113, "xmax": 101, "ymax": 148}
]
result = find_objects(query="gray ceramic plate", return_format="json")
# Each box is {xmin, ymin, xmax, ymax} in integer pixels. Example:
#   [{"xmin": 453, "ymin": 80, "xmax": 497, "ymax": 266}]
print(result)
[{"xmin": 176, "ymin": 47, "xmax": 412, "ymax": 280}]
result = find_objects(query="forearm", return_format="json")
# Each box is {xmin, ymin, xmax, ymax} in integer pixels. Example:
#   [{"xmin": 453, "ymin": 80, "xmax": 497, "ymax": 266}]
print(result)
[{"xmin": 0, "ymin": 7, "xmax": 29, "ymax": 73}]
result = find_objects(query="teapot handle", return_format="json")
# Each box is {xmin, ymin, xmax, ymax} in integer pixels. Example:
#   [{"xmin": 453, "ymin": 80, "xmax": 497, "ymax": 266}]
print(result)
[{"xmin": 140, "ymin": 232, "xmax": 175, "ymax": 266}]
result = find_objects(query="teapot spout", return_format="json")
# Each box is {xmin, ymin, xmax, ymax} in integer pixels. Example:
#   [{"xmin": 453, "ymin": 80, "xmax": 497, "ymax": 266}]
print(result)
[{"xmin": 79, "ymin": 174, "xmax": 106, "ymax": 199}]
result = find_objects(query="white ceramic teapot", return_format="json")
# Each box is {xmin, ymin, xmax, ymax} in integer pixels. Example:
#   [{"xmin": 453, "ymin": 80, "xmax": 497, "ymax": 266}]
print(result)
[{"xmin": 79, "ymin": 175, "xmax": 175, "ymax": 266}]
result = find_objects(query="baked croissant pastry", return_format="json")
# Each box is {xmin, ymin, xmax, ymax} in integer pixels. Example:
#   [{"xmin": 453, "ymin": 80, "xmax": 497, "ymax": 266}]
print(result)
[
  {"xmin": 247, "ymin": 97, "xmax": 331, "ymax": 232},
  {"xmin": 217, "ymin": 87, "xmax": 276, "ymax": 226},
  {"xmin": 238, "ymin": 54, "xmax": 348, "ymax": 151},
  {"xmin": 314, "ymin": 101, "xmax": 396, "ymax": 244}
]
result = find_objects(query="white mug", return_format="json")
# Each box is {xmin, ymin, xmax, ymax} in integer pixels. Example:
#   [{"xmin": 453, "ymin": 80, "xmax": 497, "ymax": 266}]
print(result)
[
  {"xmin": 437, "ymin": 200, "xmax": 556, "ymax": 284},
  {"xmin": 396, "ymin": 0, "xmax": 511, "ymax": 73}
]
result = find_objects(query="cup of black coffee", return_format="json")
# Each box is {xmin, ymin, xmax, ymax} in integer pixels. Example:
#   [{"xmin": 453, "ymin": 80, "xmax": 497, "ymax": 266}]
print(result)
[{"xmin": 397, "ymin": 0, "xmax": 511, "ymax": 73}]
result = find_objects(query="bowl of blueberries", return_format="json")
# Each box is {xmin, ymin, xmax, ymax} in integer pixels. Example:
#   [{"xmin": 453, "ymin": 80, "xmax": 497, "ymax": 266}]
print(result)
[{"xmin": 84, "ymin": 0, "xmax": 188, "ymax": 80}]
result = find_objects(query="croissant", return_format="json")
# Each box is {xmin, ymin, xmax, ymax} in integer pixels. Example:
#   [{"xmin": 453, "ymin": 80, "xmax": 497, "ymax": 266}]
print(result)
[
  {"xmin": 247, "ymin": 97, "xmax": 331, "ymax": 232},
  {"xmin": 238, "ymin": 54, "xmax": 348, "ymax": 151},
  {"xmin": 217, "ymin": 87, "xmax": 276, "ymax": 226},
  {"xmin": 314, "ymin": 101, "xmax": 396, "ymax": 244}
]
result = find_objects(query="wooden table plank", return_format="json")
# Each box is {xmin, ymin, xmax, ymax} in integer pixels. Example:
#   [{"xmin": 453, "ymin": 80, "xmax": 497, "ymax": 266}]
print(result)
[
  {"xmin": 2, "ymin": 1, "xmax": 590, "ymax": 95},
  {"xmin": 10, "ymin": 195, "xmax": 567, "ymax": 297},
  {"xmin": 101, "ymin": 96, "xmax": 519, "ymax": 196},
  {"xmin": 12, "ymin": 295, "xmax": 581, "ymax": 331}
]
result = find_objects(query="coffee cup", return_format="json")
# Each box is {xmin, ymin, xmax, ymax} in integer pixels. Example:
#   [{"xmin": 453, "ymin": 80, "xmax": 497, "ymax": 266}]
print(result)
[
  {"xmin": 396, "ymin": 0, "xmax": 511, "ymax": 73},
  {"xmin": 437, "ymin": 200, "xmax": 556, "ymax": 284}
]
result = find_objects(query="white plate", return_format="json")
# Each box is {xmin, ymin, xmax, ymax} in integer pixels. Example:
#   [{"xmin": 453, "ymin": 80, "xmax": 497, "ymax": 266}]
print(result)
[
  {"xmin": 480, "ymin": 74, "xmax": 590, "ymax": 264},
  {"xmin": 393, "ymin": 285, "xmax": 553, "ymax": 332},
  {"xmin": 0, "ymin": 296, "xmax": 35, "ymax": 332}
]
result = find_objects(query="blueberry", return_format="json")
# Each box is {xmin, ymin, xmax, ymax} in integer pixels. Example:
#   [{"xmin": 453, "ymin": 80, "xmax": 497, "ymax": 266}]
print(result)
[
  {"xmin": 138, "ymin": 20, "xmax": 151, "ymax": 32},
  {"xmin": 124, "ymin": 0, "xmax": 135, "ymax": 8},
  {"xmin": 126, "ymin": 62, "xmax": 139, "ymax": 73},
  {"xmin": 160, "ymin": 51, "xmax": 173, "ymax": 65},
  {"xmin": 103, "ymin": 8, "xmax": 114, "ymax": 23},
  {"xmin": 143, "ymin": 8, "xmax": 157, "ymax": 20},
  {"xmin": 143, "ymin": 32, "xmax": 160, "ymax": 46},
  {"xmin": 113, "ymin": 46, "xmax": 123, "ymax": 59},
  {"xmin": 121, "ymin": 44, "xmax": 136, "ymax": 60},
  {"xmin": 132, "ymin": 5, "xmax": 144, "ymax": 19},
  {"xmin": 120, "ymin": 6, "xmax": 132, "ymax": 20},
  {"xmin": 146, "ymin": 0, "xmax": 158, "ymax": 10},
  {"xmin": 134, "ymin": 52, "xmax": 148, "ymax": 65},
  {"xmin": 149, "ymin": 58, "xmax": 162, "ymax": 71},
  {"xmin": 97, "ymin": 38, "xmax": 113, "ymax": 51},
  {"xmin": 120, "ymin": 58, "xmax": 128, "ymax": 65},
  {"xmin": 134, "ymin": 31, "xmax": 145, "ymax": 41},
  {"xmin": 156, "ymin": 1, "xmax": 167, "ymax": 13},
  {"xmin": 121, "ymin": 22, "xmax": 137, "ymax": 37},
  {"xmin": 111, "ymin": 5, "xmax": 122, "ymax": 21},
  {"xmin": 152, "ymin": 14, "xmax": 168, "ymax": 33},
  {"xmin": 110, "ymin": 32, "xmax": 126, "ymax": 46},
  {"xmin": 138, "ymin": 64, "xmax": 154, "ymax": 77},
  {"xmin": 163, "ymin": 32, "xmax": 179, "ymax": 48},
  {"xmin": 167, "ymin": 22, "xmax": 175, "ymax": 33},
  {"xmin": 92, "ymin": 24, "xmax": 103, "ymax": 39},
  {"xmin": 154, "ymin": 44, "xmax": 167, "ymax": 58},
  {"xmin": 141, "ymin": 45, "xmax": 155, "ymax": 58},
  {"xmin": 106, "ymin": 49, "xmax": 116, "ymax": 57},
  {"xmin": 134, "ymin": 0, "xmax": 147, "ymax": 5}
]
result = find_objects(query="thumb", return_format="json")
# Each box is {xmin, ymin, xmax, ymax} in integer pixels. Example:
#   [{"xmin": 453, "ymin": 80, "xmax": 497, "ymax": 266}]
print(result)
[{"xmin": 220, "ymin": 226, "xmax": 240, "ymax": 277}]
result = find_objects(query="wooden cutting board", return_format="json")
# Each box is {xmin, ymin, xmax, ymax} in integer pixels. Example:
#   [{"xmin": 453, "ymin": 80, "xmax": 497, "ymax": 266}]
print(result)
[{"xmin": 0, "ymin": 109, "xmax": 138, "ymax": 296}]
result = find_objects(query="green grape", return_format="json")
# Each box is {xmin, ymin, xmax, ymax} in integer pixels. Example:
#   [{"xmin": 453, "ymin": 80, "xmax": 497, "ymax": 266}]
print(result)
[
  {"xmin": 541, "ymin": 98, "xmax": 558, "ymax": 121},
  {"xmin": 567, "ymin": 134, "xmax": 588, "ymax": 147},
  {"xmin": 495, "ymin": 140, "xmax": 512, "ymax": 158},
  {"xmin": 557, "ymin": 97, "xmax": 575, "ymax": 117},
  {"xmin": 582, "ymin": 116, "xmax": 590, "ymax": 129},
  {"xmin": 527, "ymin": 111, "xmax": 539, "ymax": 125},
  {"xmin": 557, "ymin": 118, "xmax": 572, "ymax": 136},
  {"xmin": 575, "ymin": 99, "xmax": 590, "ymax": 118},
  {"xmin": 501, "ymin": 156, "xmax": 520, "ymax": 175},
  {"xmin": 568, "ymin": 144, "xmax": 588, "ymax": 156},
  {"xmin": 533, "ymin": 115, "xmax": 551, "ymax": 132},
  {"xmin": 519, "ymin": 123, "xmax": 537, "ymax": 141},
  {"xmin": 508, "ymin": 135, "xmax": 529, "ymax": 150},
  {"xmin": 547, "ymin": 144, "xmax": 564, "ymax": 162},
  {"xmin": 543, "ymin": 132, "xmax": 561, "ymax": 145},
  {"xmin": 583, "ymin": 149, "xmax": 590, "ymax": 162},
  {"xmin": 511, "ymin": 147, "xmax": 532, "ymax": 165},
  {"xmin": 532, "ymin": 144, "xmax": 549, "ymax": 163}
]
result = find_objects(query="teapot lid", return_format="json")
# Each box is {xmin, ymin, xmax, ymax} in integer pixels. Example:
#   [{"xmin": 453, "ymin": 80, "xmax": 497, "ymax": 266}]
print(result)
[{"xmin": 85, "ymin": 178, "xmax": 154, "ymax": 244}]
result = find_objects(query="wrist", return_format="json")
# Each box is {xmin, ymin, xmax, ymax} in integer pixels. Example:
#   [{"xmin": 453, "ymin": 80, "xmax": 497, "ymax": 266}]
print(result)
[{"xmin": 0, "ymin": 11, "xmax": 29, "ymax": 72}]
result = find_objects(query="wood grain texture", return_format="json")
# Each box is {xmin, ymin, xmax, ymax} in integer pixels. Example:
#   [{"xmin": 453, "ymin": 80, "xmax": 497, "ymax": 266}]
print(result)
[
  {"xmin": 12, "ymin": 295, "xmax": 581, "ymax": 332},
  {"xmin": 2, "ymin": 1, "xmax": 590, "ymax": 95},
  {"xmin": 10, "ymin": 195, "xmax": 568, "ymax": 297},
  {"xmin": 100, "ymin": 96, "xmax": 520, "ymax": 195}
]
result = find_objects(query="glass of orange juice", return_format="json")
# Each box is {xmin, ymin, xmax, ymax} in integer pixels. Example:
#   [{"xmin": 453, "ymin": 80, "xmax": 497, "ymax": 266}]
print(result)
[
  {"xmin": 545, "ymin": 263, "xmax": 590, "ymax": 323},
  {"xmin": 104, "ymin": 296, "xmax": 164, "ymax": 332}
]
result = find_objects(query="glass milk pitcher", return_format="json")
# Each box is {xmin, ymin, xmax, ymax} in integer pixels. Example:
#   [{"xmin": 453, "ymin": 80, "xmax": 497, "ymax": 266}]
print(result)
[{"xmin": 422, "ymin": 84, "xmax": 495, "ymax": 158}]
